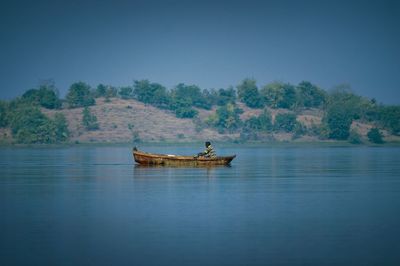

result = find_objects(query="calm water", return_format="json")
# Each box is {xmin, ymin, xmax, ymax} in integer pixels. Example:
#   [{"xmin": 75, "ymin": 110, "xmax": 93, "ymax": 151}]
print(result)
[{"xmin": 1, "ymin": 145, "xmax": 400, "ymax": 266}]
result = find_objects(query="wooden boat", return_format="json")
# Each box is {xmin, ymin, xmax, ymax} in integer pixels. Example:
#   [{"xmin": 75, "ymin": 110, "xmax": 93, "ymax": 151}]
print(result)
[{"xmin": 132, "ymin": 148, "xmax": 236, "ymax": 166}]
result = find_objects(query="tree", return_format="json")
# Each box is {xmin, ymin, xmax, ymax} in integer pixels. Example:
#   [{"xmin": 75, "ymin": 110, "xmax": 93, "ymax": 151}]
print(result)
[
  {"xmin": 219, "ymin": 87, "xmax": 236, "ymax": 105},
  {"xmin": 169, "ymin": 98, "xmax": 198, "ymax": 118},
  {"xmin": 8, "ymin": 105, "xmax": 69, "ymax": 144},
  {"xmin": 53, "ymin": 113, "xmax": 69, "ymax": 142},
  {"xmin": 174, "ymin": 106, "xmax": 198, "ymax": 118},
  {"xmin": 237, "ymin": 79, "xmax": 264, "ymax": 108},
  {"xmin": 348, "ymin": 129, "xmax": 362, "ymax": 144},
  {"xmin": 323, "ymin": 86, "xmax": 369, "ymax": 140},
  {"xmin": 296, "ymin": 81, "xmax": 326, "ymax": 108},
  {"xmin": 133, "ymin": 80, "xmax": 170, "ymax": 108},
  {"xmin": 22, "ymin": 84, "xmax": 61, "ymax": 109},
  {"xmin": 244, "ymin": 109, "xmax": 272, "ymax": 132},
  {"xmin": 118, "ymin": 86, "xmax": 133, "ymax": 99},
  {"xmin": 0, "ymin": 101, "xmax": 8, "ymax": 127},
  {"xmin": 208, "ymin": 103, "xmax": 242, "ymax": 132},
  {"xmin": 95, "ymin": 84, "xmax": 107, "ymax": 98},
  {"xmin": 66, "ymin": 82, "xmax": 95, "ymax": 108},
  {"xmin": 82, "ymin": 107, "xmax": 99, "ymax": 130},
  {"xmin": 367, "ymin": 128, "xmax": 384, "ymax": 144},
  {"xmin": 324, "ymin": 104, "xmax": 353, "ymax": 140},
  {"xmin": 327, "ymin": 86, "xmax": 365, "ymax": 119},
  {"xmin": 274, "ymin": 113, "xmax": 297, "ymax": 132},
  {"xmin": 260, "ymin": 82, "xmax": 296, "ymax": 109},
  {"xmin": 378, "ymin": 106, "xmax": 400, "ymax": 135},
  {"xmin": 170, "ymin": 83, "xmax": 211, "ymax": 110}
]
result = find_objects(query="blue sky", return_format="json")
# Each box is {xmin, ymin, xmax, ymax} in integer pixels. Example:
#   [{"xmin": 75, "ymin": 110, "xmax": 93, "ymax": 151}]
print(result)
[{"xmin": 1, "ymin": 0, "xmax": 399, "ymax": 103}]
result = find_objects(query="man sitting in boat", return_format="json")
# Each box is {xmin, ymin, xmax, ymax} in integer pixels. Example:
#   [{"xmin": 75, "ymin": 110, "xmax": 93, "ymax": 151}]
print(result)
[{"xmin": 196, "ymin": 141, "xmax": 216, "ymax": 158}]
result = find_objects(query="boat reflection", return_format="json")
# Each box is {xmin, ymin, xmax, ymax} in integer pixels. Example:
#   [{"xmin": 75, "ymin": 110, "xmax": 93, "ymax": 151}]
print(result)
[
  {"xmin": 133, "ymin": 163, "xmax": 231, "ymax": 179},
  {"xmin": 133, "ymin": 164, "xmax": 231, "ymax": 169}
]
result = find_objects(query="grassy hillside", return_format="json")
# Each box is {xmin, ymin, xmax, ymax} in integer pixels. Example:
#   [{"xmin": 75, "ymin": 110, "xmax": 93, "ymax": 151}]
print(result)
[
  {"xmin": 37, "ymin": 98, "xmax": 398, "ymax": 144},
  {"xmin": 43, "ymin": 98, "xmax": 230, "ymax": 143},
  {"xmin": 1, "ymin": 79, "xmax": 399, "ymax": 144}
]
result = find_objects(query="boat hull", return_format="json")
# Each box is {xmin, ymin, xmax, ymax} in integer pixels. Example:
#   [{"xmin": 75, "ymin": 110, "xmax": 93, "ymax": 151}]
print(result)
[{"xmin": 133, "ymin": 149, "xmax": 236, "ymax": 166}]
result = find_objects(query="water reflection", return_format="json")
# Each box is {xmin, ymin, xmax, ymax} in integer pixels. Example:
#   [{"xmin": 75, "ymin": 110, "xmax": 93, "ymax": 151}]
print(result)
[
  {"xmin": 1, "ymin": 146, "xmax": 400, "ymax": 266},
  {"xmin": 133, "ymin": 164, "xmax": 231, "ymax": 179}
]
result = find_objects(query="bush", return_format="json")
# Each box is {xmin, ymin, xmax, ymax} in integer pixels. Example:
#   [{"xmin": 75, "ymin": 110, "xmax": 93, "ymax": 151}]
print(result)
[
  {"xmin": 274, "ymin": 113, "xmax": 297, "ymax": 132},
  {"xmin": 243, "ymin": 110, "xmax": 272, "ymax": 132},
  {"xmin": 367, "ymin": 128, "xmax": 384, "ymax": 144},
  {"xmin": 378, "ymin": 106, "xmax": 400, "ymax": 135},
  {"xmin": 8, "ymin": 105, "xmax": 69, "ymax": 143},
  {"xmin": 237, "ymin": 79, "xmax": 264, "ymax": 108},
  {"xmin": 118, "ymin": 86, "xmax": 133, "ymax": 99},
  {"xmin": 175, "ymin": 106, "xmax": 198, "ymax": 118},
  {"xmin": 293, "ymin": 122, "xmax": 306, "ymax": 139},
  {"xmin": 82, "ymin": 107, "xmax": 99, "ymax": 130},
  {"xmin": 215, "ymin": 87, "xmax": 236, "ymax": 106},
  {"xmin": 22, "ymin": 85, "xmax": 61, "ymax": 109},
  {"xmin": 296, "ymin": 81, "xmax": 326, "ymax": 108},
  {"xmin": 348, "ymin": 129, "xmax": 363, "ymax": 144},
  {"xmin": 260, "ymin": 82, "xmax": 296, "ymax": 109},
  {"xmin": 327, "ymin": 86, "xmax": 366, "ymax": 120},
  {"xmin": 208, "ymin": 103, "xmax": 242, "ymax": 133},
  {"xmin": 133, "ymin": 80, "xmax": 170, "ymax": 108},
  {"xmin": 53, "ymin": 113, "xmax": 70, "ymax": 142},
  {"xmin": 324, "ymin": 104, "xmax": 353, "ymax": 140},
  {"xmin": 66, "ymin": 82, "xmax": 95, "ymax": 108},
  {"xmin": 0, "ymin": 101, "xmax": 8, "ymax": 127},
  {"xmin": 170, "ymin": 83, "xmax": 211, "ymax": 110},
  {"xmin": 95, "ymin": 84, "xmax": 107, "ymax": 98}
]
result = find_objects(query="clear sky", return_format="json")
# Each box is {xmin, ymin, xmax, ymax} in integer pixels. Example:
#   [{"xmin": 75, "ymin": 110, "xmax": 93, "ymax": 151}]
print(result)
[{"xmin": 1, "ymin": 0, "xmax": 399, "ymax": 104}]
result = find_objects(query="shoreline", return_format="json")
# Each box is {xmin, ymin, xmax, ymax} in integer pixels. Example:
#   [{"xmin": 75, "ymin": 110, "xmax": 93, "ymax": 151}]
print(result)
[{"xmin": 1, "ymin": 140, "xmax": 400, "ymax": 148}]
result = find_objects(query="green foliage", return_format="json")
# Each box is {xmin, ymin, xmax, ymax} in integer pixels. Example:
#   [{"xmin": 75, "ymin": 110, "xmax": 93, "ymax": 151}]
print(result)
[
  {"xmin": 307, "ymin": 122, "xmax": 329, "ymax": 139},
  {"xmin": 0, "ymin": 101, "xmax": 8, "ymax": 127},
  {"xmin": 367, "ymin": 128, "xmax": 384, "ymax": 144},
  {"xmin": 327, "ymin": 86, "xmax": 366, "ymax": 119},
  {"xmin": 22, "ymin": 84, "xmax": 61, "ymax": 109},
  {"xmin": 95, "ymin": 84, "xmax": 107, "ymax": 98},
  {"xmin": 296, "ymin": 81, "xmax": 326, "ymax": 108},
  {"xmin": 213, "ymin": 87, "xmax": 237, "ymax": 106},
  {"xmin": 293, "ymin": 122, "xmax": 306, "ymax": 139},
  {"xmin": 53, "ymin": 113, "xmax": 69, "ymax": 142},
  {"xmin": 133, "ymin": 80, "xmax": 170, "ymax": 108},
  {"xmin": 66, "ymin": 82, "xmax": 95, "ymax": 108},
  {"xmin": 118, "ymin": 86, "xmax": 133, "ymax": 99},
  {"xmin": 82, "ymin": 107, "xmax": 99, "ymax": 130},
  {"xmin": 105, "ymin": 86, "xmax": 118, "ymax": 98},
  {"xmin": 274, "ymin": 113, "xmax": 297, "ymax": 132},
  {"xmin": 208, "ymin": 103, "xmax": 242, "ymax": 132},
  {"xmin": 8, "ymin": 105, "xmax": 69, "ymax": 143},
  {"xmin": 167, "ymin": 83, "xmax": 215, "ymax": 118},
  {"xmin": 323, "ymin": 87, "xmax": 367, "ymax": 140},
  {"xmin": 348, "ymin": 129, "xmax": 363, "ymax": 144},
  {"xmin": 237, "ymin": 79, "xmax": 264, "ymax": 108},
  {"xmin": 378, "ymin": 105, "xmax": 400, "ymax": 135},
  {"xmin": 174, "ymin": 105, "xmax": 198, "ymax": 118},
  {"xmin": 170, "ymin": 83, "xmax": 211, "ymax": 110},
  {"xmin": 358, "ymin": 99, "xmax": 380, "ymax": 122},
  {"xmin": 1, "ymin": 78, "xmax": 399, "ymax": 144},
  {"xmin": 261, "ymin": 82, "xmax": 296, "ymax": 109},
  {"xmin": 324, "ymin": 104, "xmax": 353, "ymax": 140},
  {"xmin": 244, "ymin": 109, "xmax": 272, "ymax": 132}
]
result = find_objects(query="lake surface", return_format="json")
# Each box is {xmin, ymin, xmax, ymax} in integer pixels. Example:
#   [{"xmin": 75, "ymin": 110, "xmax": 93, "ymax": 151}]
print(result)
[{"xmin": 1, "ymin": 145, "xmax": 400, "ymax": 266}]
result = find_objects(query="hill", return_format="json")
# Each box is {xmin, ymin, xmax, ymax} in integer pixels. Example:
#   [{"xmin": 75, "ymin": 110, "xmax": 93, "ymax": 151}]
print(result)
[
  {"xmin": 0, "ymin": 79, "xmax": 399, "ymax": 144},
  {"xmin": 35, "ymin": 98, "xmax": 400, "ymax": 144},
  {"xmin": 43, "ymin": 98, "xmax": 227, "ymax": 143}
]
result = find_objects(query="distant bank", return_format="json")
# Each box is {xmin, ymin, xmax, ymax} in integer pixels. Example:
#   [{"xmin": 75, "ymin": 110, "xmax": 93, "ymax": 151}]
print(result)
[{"xmin": 0, "ymin": 79, "xmax": 399, "ymax": 145}]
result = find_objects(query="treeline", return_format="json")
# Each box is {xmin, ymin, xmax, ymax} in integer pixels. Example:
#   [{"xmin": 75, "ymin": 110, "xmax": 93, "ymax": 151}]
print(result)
[{"xmin": 0, "ymin": 79, "xmax": 399, "ymax": 144}]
